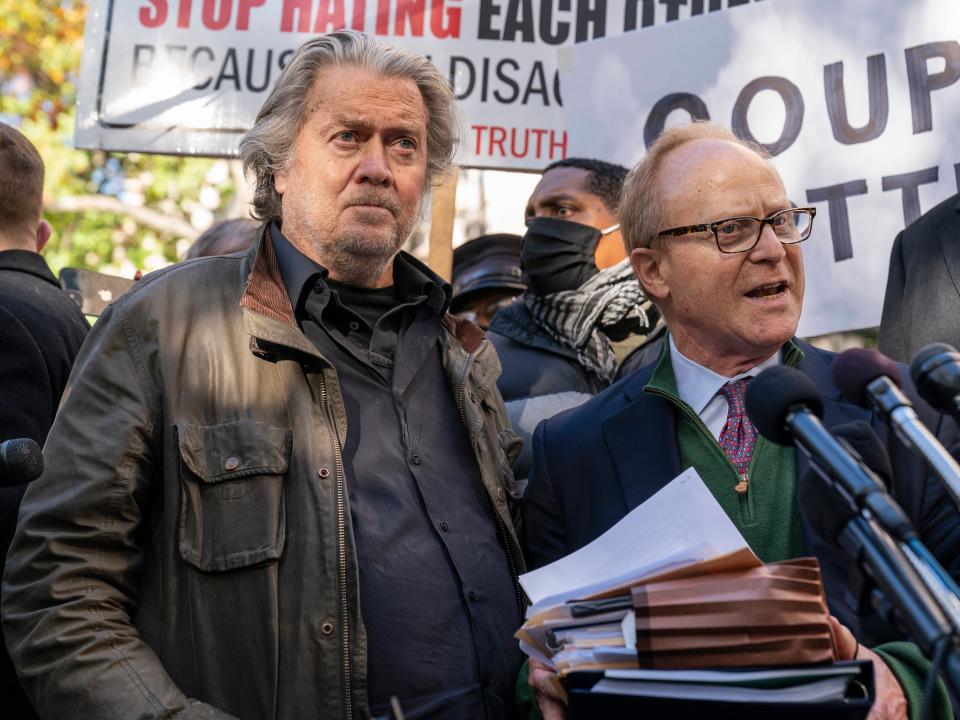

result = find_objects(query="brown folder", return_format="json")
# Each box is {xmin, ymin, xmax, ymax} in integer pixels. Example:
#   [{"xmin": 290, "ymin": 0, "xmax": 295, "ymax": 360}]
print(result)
[{"xmin": 628, "ymin": 558, "xmax": 837, "ymax": 669}]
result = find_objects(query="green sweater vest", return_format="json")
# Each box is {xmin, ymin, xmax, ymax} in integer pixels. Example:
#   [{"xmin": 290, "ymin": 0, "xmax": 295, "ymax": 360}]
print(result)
[{"xmin": 645, "ymin": 342, "xmax": 806, "ymax": 563}]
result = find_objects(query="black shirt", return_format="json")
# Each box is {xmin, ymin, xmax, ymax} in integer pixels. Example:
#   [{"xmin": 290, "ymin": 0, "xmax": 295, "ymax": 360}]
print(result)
[{"xmin": 271, "ymin": 225, "xmax": 522, "ymax": 719}]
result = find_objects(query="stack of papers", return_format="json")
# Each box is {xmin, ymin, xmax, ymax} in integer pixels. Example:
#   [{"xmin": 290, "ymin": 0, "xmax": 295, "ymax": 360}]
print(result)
[{"xmin": 517, "ymin": 469, "xmax": 836, "ymax": 673}]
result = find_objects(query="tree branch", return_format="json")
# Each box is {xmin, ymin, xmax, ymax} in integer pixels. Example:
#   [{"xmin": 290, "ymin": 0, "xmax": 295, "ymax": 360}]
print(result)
[{"xmin": 46, "ymin": 195, "xmax": 199, "ymax": 239}]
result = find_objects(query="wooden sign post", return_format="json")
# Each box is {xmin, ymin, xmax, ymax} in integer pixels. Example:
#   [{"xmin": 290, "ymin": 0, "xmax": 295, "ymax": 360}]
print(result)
[{"xmin": 427, "ymin": 167, "xmax": 459, "ymax": 281}]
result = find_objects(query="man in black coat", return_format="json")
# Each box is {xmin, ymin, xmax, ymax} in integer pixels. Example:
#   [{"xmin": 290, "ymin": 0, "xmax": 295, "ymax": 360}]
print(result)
[
  {"xmin": 879, "ymin": 192, "xmax": 960, "ymax": 363},
  {"xmin": 0, "ymin": 122, "xmax": 89, "ymax": 718}
]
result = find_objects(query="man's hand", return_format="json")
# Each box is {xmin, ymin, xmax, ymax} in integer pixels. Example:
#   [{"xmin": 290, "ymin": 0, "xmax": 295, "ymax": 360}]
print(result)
[
  {"xmin": 528, "ymin": 658, "xmax": 567, "ymax": 720},
  {"xmin": 830, "ymin": 616, "xmax": 908, "ymax": 720}
]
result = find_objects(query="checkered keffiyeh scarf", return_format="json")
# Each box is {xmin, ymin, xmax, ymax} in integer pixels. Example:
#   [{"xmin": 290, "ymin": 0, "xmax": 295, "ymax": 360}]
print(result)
[{"xmin": 524, "ymin": 259, "xmax": 654, "ymax": 383}]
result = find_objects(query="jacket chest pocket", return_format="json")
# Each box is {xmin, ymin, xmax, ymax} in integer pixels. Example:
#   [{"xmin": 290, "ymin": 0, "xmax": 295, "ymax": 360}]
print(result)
[{"xmin": 176, "ymin": 421, "xmax": 291, "ymax": 572}]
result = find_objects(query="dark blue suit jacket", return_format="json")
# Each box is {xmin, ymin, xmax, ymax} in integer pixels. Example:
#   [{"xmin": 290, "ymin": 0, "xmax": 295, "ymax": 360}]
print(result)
[{"xmin": 523, "ymin": 338, "xmax": 960, "ymax": 644}]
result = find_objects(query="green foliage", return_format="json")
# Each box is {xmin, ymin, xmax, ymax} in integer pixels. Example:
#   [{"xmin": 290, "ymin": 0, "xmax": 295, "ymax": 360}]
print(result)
[{"xmin": 0, "ymin": 0, "xmax": 240, "ymax": 276}]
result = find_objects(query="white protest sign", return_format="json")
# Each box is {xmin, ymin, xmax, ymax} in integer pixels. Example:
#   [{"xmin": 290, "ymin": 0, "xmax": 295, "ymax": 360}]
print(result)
[
  {"xmin": 561, "ymin": 0, "xmax": 960, "ymax": 336},
  {"xmin": 76, "ymin": 0, "xmax": 768, "ymax": 169}
]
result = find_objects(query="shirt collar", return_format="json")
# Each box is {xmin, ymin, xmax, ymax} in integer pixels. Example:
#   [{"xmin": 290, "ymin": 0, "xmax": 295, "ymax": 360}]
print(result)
[
  {"xmin": 669, "ymin": 334, "xmax": 781, "ymax": 416},
  {"xmin": 270, "ymin": 220, "xmax": 452, "ymax": 315}
]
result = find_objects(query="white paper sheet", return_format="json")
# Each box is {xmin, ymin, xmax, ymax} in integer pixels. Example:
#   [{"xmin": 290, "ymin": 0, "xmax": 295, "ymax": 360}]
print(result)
[{"xmin": 519, "ymin": 468, "xmax": 752, "ymax": 608}]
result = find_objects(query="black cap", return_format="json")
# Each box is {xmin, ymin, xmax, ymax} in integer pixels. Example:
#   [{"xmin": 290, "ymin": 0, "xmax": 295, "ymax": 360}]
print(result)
[{"xmin": 451, "ymin": 234, "xmax": 525, "ymax": 309}]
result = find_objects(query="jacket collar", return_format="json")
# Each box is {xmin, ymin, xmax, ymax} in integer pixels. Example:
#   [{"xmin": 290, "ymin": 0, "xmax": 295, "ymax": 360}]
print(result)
[
  {"xmin": 0, "ymin": 249, "xmax": 59, "ymax": 287},
  {"xmin": 601, "ymin": 337, "xmax": 871, "ymax": 512},
  {"xmin": 239, "ymin": 221, "xmax": 477, "ymax": 360}
]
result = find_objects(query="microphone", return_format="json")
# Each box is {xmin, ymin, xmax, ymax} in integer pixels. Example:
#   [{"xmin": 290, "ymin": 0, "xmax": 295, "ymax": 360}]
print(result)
[
  {"xmin": 833, "ymin": 348, "xmax": 960, "ymax": 512},
  {"xmin": 911, "ymin": 343, "xmax": 960, "ymax": 421},
  {"xmin": 747, "ymin": 366, "xmax": 960, "ymax": 640},
  {"xmin": 0, "ymin": 438, "xmax": 43, "ymax": 487},
  {"xmin": 745, "ymin": 366, "xmax": 914, "ymax": 541}
]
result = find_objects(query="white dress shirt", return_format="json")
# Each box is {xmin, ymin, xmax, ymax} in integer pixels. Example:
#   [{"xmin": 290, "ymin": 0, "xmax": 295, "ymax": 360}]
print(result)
[{"xmin": 669, "ymin": 335, "xmax": 781, "ymax": 440}]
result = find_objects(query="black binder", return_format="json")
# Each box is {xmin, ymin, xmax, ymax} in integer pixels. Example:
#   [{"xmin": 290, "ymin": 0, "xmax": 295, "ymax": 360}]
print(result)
[{"xmin": 565, "ymin": 660, "xmax": 874, "ymax": 719}]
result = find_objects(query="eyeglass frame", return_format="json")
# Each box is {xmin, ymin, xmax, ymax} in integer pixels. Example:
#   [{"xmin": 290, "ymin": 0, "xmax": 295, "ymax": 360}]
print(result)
[{"xmin": 656, "ymin": 207, "xmax": 817, "ymax": 254}]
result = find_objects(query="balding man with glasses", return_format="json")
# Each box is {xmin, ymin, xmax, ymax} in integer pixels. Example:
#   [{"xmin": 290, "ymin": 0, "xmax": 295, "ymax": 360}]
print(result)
[{"xmin": 522, "ymin": 121, "xmax": 960, "ymax": 720}]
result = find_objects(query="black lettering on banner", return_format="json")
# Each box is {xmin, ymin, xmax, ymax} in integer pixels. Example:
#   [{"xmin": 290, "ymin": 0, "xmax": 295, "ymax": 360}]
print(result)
[
  {"xmin": 503, "ymin": 0, "xmax": 536, "ymax": 43},
  {"xmin": 191, "ymin": 47, "xmax": 215, "ymax": 90},
  {"xmin": 956, "ymin": 162, "xmax": 960, "ymax": 192},
  {"xmin": 540, "ymin": 0, "xmax": 571, "ymax": 45},
  {"xmin": 575, "ymin": 0, "xmax": 606, "ymax": 42},
  {"xmin": 660, "ymin": 0, "xmax": 687, "ymax": 22},
  {"xmin": 450, "ymin": 56, "xmax": 475, "ymax": 99},
  {"xmin": 644, "ymin": 92, "xmax": 710, "ymax": 147},
  {"xmin": 806, "ymin": 180, "xmax": 869, "ymax": 262},
  {"xmin": 824, "ymin": 54, "xmax": 889, "ymax": 145},
  {"xmin": 623, "ymin": 0, "xmax": 655, "ymax": 30},
  {"xmin": 905, "ymin": 41, "xmax": 960, "ymax": 134},
  {"xmin": 731, "ymin": 76, "xmax": 804, "ymax": 156},
  {"xmin": 478, "ymin": 0, "xmax": 501, "ymax": 40},
  {"xmin": 881, "ymin": 167, "xmax": 939, "ymax": 228},
  {"xmin": 691, "ymin": 0, "xmax": 725, "ymax": 14},
  {"xmin": 245, "ymin": 48, "xmax": 274, "ymax": 93},
  {"xmin": 132, "ymin": 44, "xmax": 156, "ymax": 84},
  {"xmin": 494, "ymin": 59, "xmax": 521, "ymax": 103},
  {"xmin": 522, "ymin": 62, "xmax": 550, "ymax": 104},
  {"xmin": 215, "ymin": 48, "xmax": 241, "ymax": 92},
  {"xmin": 278, "ymin": 49, "xmax": 294, "ymax": 69}
]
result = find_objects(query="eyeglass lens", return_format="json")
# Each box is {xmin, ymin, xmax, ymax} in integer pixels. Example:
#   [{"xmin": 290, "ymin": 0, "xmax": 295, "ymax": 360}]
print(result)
[{"xmin": 716, "ymin": 209, "xmax": 812, "ymax": 252}]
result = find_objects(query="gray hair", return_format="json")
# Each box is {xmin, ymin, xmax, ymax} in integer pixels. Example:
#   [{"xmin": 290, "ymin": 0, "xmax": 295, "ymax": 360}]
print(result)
[
  {"xmin": 619, "ymin": 121, "xmax": 770, "ymax": 252},
  {"xmin": 239, "ymin": 31, "xmax": 460, "ymax": 221}
]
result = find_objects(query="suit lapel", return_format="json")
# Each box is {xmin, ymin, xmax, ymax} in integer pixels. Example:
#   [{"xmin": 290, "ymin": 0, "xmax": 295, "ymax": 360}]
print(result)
[
  {"xmin": 938, "ymin": 201, "xmax": 960, "ymax": 301},
  {"xmin": 601, "ymin": 369, "xmax": 683, "ymax": 511}
]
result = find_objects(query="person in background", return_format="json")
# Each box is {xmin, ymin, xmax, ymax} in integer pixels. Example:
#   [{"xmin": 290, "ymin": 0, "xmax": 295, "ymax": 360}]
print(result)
[
  {"xmin": 879, "ymin": 192, "xmax": 960, "ymax": 363},
  {"xmin": 523, "ymin": 121, "xmax": 958, "ymax": 720},
  {"xmin": 487, "ymin": 157, "xmax": 662, "ymax": 482},
  {"xmin": 0, "ymin": 122, "xmax": 89, "ymax": 720},
  {"xmin": 3, "ymin": 32, "xmax": 524, "ymax": 720},
  {"xmin": 184, "ymin": 217, "xmax": 260, "ymax": 260},
  {"xmin": 450, "ymin": 232, "xmax": 524, "ymax": 330}
]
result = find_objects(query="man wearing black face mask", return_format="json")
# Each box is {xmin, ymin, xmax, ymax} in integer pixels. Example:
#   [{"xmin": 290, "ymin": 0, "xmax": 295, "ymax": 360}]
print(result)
[{"xmin": 487, "ymin": 158, "xmax": 664, "ymax": 482}]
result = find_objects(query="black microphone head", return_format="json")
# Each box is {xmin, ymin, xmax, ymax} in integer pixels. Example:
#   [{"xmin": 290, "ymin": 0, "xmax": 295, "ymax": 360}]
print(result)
[
  {"xmin": 910, "ymin": 343, "xmax": 960, "ymax": 415},
  {"xmin": 832, "ymin": 348, "xmax": 902, "ymax": 406},
  {"xmin": 745, "ymin": 365, "xmax": 824, "ymax": 446},
  {"xmin": 798, "ymin": 467, "xmax": 857, "ymax": 544},
  {"xmin": 830, "ymin": 420, "xmax": 893, "ymax": 488},
  {"xmin": 0, "ymin": 438, "xmax": 44, "ymax": 486}
]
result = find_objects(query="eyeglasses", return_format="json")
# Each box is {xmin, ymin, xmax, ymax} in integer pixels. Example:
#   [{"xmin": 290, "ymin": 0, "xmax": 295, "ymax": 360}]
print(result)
[{"xmin": 657, "ymin": 207, "xmax": 816, "ymax": 254}]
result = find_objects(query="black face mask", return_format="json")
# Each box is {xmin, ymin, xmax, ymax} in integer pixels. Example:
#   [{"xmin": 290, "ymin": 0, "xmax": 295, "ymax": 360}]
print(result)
[{"xmin": 521, "ymin": 217, "xmax": 615, "ymax": 297}]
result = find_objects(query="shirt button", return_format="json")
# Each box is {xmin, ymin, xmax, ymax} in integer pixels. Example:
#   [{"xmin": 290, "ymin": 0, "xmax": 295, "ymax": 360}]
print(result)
[
  {"xmin": 312, "ymin": 285, "xmax": 323, "ymax": 294},
  {"xmin": 224, "ymin": 456, "xmax": 240, "ymax": 471},
  {"xmin": 439, "ymin": 520, "xmax": 449, "ymax": 532},
  {"xmin": 468, "ymin": 590, "xmax": 478, "ymax": 602},
  {"xmin": 318, "ymin": 468, "xmax": 330, "ymax": 479},
  {"xmin": 411, "ymin": 454, "xmax": 422, "ymax": 465},
  {"xmin": 321, "ymin": 622, "xmax": 334, "ymax": 636},
  {"xmin": 349, "ymin": 321, "xmax": 360, "ymax": 332},
  {"xmin": 496, "ymin": 488, "xmax": 506, "ymax": 503}
]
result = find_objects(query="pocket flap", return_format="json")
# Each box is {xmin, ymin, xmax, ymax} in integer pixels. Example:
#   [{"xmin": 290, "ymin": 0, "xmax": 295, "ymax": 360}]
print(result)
[{"xmin": 177, "ymin": 421, "xmax": 291, "ymax": 482}]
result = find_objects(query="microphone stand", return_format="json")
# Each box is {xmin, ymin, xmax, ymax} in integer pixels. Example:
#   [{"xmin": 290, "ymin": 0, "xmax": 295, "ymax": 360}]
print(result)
[{"xmin": 800, "ymin": 443, "xmax": 960, "ymax": 702}]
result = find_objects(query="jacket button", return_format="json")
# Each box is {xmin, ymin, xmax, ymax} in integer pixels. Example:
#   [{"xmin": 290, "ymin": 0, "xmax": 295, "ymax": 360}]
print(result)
[
  {"xmin": 411, "ymin": 455, "xmax": 422, "ymax": 465},
  {"xmin": 496, "ymin": 488, "xmax": 506, "ymax": 503},
  {"xmin": 318, "ymin": 468, "xmax": 330, "ymax": 479},
  {"xmin": 321, "ymin": 622, "xmax": 334, "ymax": 635},
  {"xmin": 224, "ymin": 456, "xmax": 240, "ymax": 471},
  {"xmin": 468, "ymin": 590, "xmax": 478, "ymax": 602},
  {"xmin": 439, "ymin": 521, "xmax": 449, "ymax": 532}
]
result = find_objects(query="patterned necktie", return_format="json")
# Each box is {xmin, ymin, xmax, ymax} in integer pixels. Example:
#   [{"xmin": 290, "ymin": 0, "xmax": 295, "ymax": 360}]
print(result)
[{"xmin": 719, "ymin": 379, "xmax": 757, "ymax": 494}]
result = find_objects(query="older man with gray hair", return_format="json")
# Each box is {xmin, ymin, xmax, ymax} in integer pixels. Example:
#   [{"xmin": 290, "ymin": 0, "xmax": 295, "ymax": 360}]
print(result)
[{"xmin": 3, "ymin": 32, "xmax": 524, "ymax": 720}]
